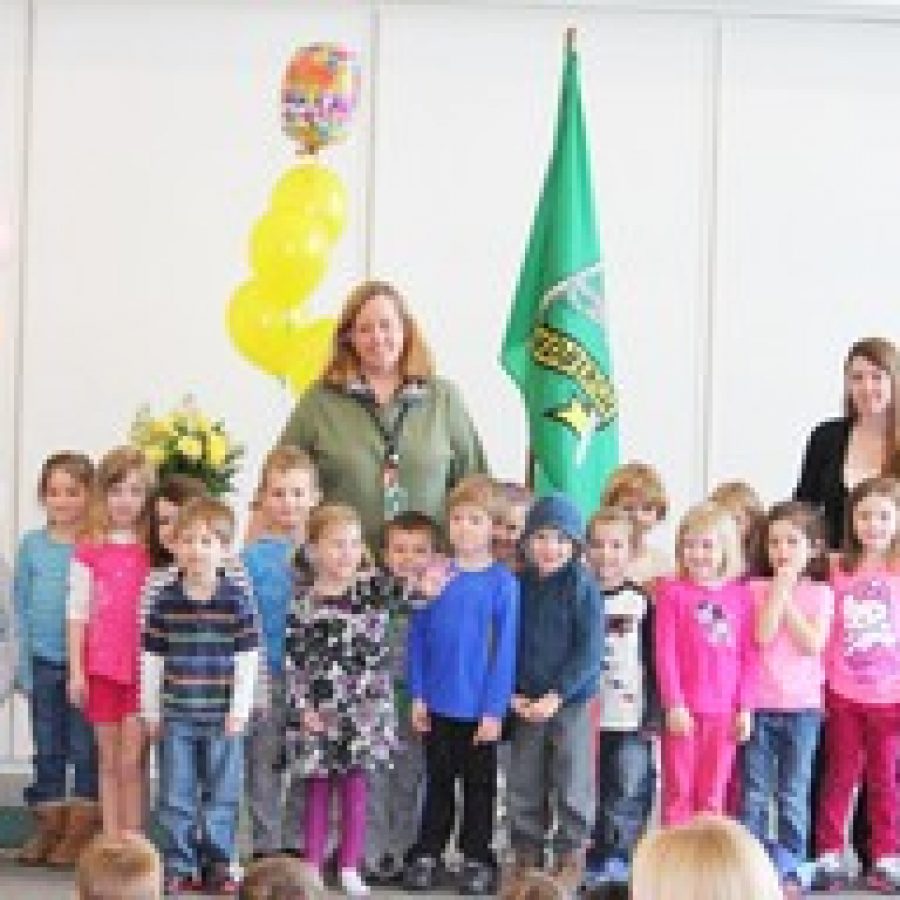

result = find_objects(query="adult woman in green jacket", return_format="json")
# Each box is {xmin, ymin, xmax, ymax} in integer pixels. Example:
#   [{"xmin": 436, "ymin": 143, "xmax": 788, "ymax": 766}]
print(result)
[{"xmin": 279, "ymin": 279, "xmax": 487, "ymax": 554}]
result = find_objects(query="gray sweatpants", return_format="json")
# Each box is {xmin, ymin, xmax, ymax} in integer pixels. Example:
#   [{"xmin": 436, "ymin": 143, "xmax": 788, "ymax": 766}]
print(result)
[
  {"xmin": 245, "ymin": 681, "xmax": 306, "ymax": 854},
  {"xmin": 508, "ymin": 700, "xmax": 595, "ymax": 857}
]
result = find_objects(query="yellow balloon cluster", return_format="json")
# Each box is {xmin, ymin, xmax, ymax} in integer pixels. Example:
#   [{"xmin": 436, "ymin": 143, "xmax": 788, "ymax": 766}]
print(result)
[{"xmin": 227, "ymin": 161, "xmax": 347, "ymax": 393}]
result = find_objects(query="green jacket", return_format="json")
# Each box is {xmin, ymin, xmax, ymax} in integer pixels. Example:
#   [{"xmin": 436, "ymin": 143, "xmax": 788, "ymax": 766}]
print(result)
[{"xmin": 279, "ymin": 379, "xmax": 487, "ymax": 553}]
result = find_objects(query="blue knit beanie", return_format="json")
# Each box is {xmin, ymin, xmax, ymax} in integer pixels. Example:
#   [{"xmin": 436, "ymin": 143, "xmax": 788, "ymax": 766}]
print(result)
[{"xmin": 522, "ymin": 493, "xmax": 586, "ymax": 547}]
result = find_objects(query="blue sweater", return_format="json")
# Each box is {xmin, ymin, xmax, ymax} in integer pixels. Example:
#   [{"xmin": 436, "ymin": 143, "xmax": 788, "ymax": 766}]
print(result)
[
  {"xmin": 407, "ymin": 562, "xmax": 518, "ymax": 721},
  {"xmin": 13, "ymin": 530, "xmax": 73, "ymax": 690},
  {"xmin": 241, "ymin": 536, "xmax": 296, "ymax": 676},
  {"xmin": 515, "ymin": 560, "xmax": 604, "ymax": 706}
]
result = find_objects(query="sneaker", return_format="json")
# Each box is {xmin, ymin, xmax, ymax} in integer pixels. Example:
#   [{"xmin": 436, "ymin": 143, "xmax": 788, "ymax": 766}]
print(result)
[
  {"xmin": 810, "ymin": 853, "xmax": 851, "ymax": 892},
  {"xmin": 606, "ymin": 856, "xmax": 630, "ymax": 884},
  {"xmin": 338, "ymin": 867, "xmax": 371, "ymax": 897},
  {"xmin": 403, "ymin": 855, "xmax": 440, "ymax": 892},
  {"xmin": 163, "ymin": 874, "xmax": 204, "ymax": 896},
  {"xmin": 458, "ymin": 859, "xmax": 498, "ymax": 896},
  {"xmin": 584, "ymin": 857, "xmax": 612, "ymax": 887},
  {"xmin": 363, "ymin": 853, "xmax": 400, "ymax": 885},
  {"xmin": 866, "ymin": 857, "xmax": 900, "ymax": 895}
]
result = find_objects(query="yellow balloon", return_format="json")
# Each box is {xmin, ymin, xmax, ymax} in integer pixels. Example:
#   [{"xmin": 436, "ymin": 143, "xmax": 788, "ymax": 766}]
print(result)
[
  {"xmin": 283, "ymin": 317, "xmax": 337, "ymax": 395},
  {"xmin": 226, "ymin": 280, "xmax": 294, "ymax": 377},
  {"xmin": 249, "ymin": 210, "xmax": 330, "ymax": 301},
  {"xmin": 270, "ymin": 163, "xmax": 348, "ymax": 242}
]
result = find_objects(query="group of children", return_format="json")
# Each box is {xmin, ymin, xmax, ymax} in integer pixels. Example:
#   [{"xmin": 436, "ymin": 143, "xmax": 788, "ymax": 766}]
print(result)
[{"xmin": 10, "ymin": 444, "xmax": 900, "ymax": 897}]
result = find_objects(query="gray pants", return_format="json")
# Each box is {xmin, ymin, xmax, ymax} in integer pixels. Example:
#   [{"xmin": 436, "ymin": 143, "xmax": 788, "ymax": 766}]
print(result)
[
  {"xmin": 508, "ymin": 700, "xmax": 594, "ymax": 857},
  {"xmin": 245, "ymin": 681, "xmax": 306, "ymax": 854},
  {"xmin": 365, "ymin": 728, "xmax": 425, "ymax": 864}
]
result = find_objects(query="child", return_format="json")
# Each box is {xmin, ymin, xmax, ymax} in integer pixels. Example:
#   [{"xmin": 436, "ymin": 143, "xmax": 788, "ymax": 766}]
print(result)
[
  {"xmin": 285, "ymin": 503, "xmax": 400, "ymax": 898},
  {"xmin": 741, "ymin": 501, "xmax": 833, "ymax": 893},
  {"xmin": 710, "ymin": 480, "xmax": 767, "ymax": 579},
  {"xmin": 507, "ymin": 494, "xmax": 603, "ymax": 895},
  {"xmin": 812, "ymin": 476, "xmax": 900, "ymax": 893},
  {"xmin": 655, "ymin": 501, "xmax": 756, "ymax": 826},
  {"xmin": 403, "ymin": 475, "xmax": 519, "ymax": 896},
  {"xmin": 364, "ymin": 511, "xmax": 439, "ymax": 884},
  {"xmin": 584, "ymin": 507, "xmax": 657, "ymax": 886},
  {"xmin": 499, "ymin": 868, "xmax": 570, "ymax": 900},
  {"xmin": 77, "ymin": 832, "xmax": 162, "ymax": 900},
  {"xmin": 630, "ymin": 815, "xmax": 783, "ymax": 900},
  {"xmin": 492, "ymin": 482, "xmax": 533, "ymax": 572},
  {"xmin": 244, "ymin": 446, "xmax": 320, "ymax": 860},
  {"xmin": 240, "ymin": 855, "xmax": 325, "ymax": 900},
  {"xmin": 14, "ymin": 452, "xmax": 99, "ymax": 866},
  {"xmin": 602, "ymin": 462, "xmax": 672, "ymax": 586},
  {"xmin": 141, "ymin": 497, "xmax": 259, "ymax": 895},
  {"xmin": 67, "ymin": 446, "xmax": 152, "ymax": 836}
]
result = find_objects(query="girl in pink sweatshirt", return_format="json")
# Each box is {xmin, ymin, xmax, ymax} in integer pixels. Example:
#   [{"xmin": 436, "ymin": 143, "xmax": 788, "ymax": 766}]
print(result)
[
  {"xmin": 813, "ymin": 476, "xmax": 900, "ymax": 894},
  {"xmin": 655, "ymin": 501, "xmax": 757, "ymax": 826}
]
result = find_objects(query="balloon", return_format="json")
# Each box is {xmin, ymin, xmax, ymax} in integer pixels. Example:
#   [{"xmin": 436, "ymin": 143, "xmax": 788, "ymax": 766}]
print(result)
[
  {"xmin": 226, "ymin": 280, "xmax": 294, "ymax": 376},
  {"xmin": 283, "ymin": 317, "xmax": 337, "ymax": 395},
  {"xmin": 281, "ymin": 44, "xmax": 360, "ymax": 154},
  {"xmin": 249, "ymin": 210, "xmax": 330, "ymax": 300},
  {"xmin": 270, "ymin": 163, "xmax": 348, "ymax": 241}
]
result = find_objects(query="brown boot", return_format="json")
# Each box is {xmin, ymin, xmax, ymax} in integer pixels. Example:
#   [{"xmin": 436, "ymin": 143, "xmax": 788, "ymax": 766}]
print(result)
[
  {"xmin": 45, "ymin": 800, "xmax": 101, "ymax": 868},
  {"xmin": 554, "ymin": 850, "xmax": 585, "ymax": 895},
  {"xmin": 17, "ymin": 803, "xmax": 66, "ymax": 866}
]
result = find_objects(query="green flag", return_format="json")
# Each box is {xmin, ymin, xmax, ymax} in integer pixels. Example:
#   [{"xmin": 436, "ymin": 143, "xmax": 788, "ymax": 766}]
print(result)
[{"xmin": 500, "ymin": 38, "xmax": 619, "ymax": 520}]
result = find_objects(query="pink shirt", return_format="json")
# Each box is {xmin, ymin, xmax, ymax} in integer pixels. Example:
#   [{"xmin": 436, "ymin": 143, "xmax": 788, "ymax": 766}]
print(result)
[
  {"xmin": 826, "ymin": 568, "xmax": 900, "ymax": 706},
  {"xmin": 749, "ymin": 579, "xmax": 833, "ymax": 711},
  {"xmin": 655, "ymin": 577, "xmax": 756, "ymax": 715}
]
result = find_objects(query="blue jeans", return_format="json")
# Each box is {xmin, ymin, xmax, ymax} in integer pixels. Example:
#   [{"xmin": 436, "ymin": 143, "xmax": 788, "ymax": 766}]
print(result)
[
  {"xmin": 590, "ymin": 730, "xmax": 655, "ymax": 861},
  {"xmin": 741, "ymin": 710, "xmax": 821, "ymax": 876},
  {"xmin": 25, "ymin": 657, "xmax": 97, "ymax": 805},
  {"xmin": 158, "ymin": 722, "xmax": 243, "ymax": 878}
]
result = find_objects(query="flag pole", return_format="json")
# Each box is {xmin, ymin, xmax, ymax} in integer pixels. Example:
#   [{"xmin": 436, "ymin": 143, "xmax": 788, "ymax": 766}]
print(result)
[{"xmin": 566, "ymin": 26, "xmax": 577, "ymax": 52}]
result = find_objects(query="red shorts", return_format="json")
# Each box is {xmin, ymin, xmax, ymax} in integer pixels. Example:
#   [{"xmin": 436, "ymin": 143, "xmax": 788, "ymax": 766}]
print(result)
[{"xmin": 84, "ymin": 675, "xmax": 138, "ymax": 725}]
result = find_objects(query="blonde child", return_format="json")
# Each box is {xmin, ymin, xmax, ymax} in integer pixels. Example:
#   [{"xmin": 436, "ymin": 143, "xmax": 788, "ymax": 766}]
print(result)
[
  {"xmin": 141, "ymin": 498, "xmax": 259, "ymax": 895},
  {"xmin": 239, "ymin": 854, "xmax": 325, "ymax": 900},
  {"xmin": 244, "ymin": 446, "xmax": 320, "ymax": 860},
  {"xmin": 741, "ymin": 502, "xmax": 833, "ymax": 893},
  {"xmin": 14, "ymin": 452, "xmax": 99, "ymax": 865},
  {"xmin": 812, "ymin": 476, "xmax": 900, "ymax": 893},
  {"xmin": 492, "ymin": 482, "xmax": 533, "ymax": 572},
  {"xmin": 77, "ymin": 832, "xmax": 162, "ymax": 900},
  {"xmin": 67, "ymin": 446, "xmax": 152, "ymax": 836},
  {"xmin": 602, "ymin": 462, "xmax": 672, "ymax": 586},
  {"xmin": 630, "ymin": 815, "xmax": 783, "ymax": 900},
  {"xmin": 655, "ymin": 502, "xmax": 757, "ymax": 826},
  {"xmin": 285, "ymin": 503, "xmax": 401, "ymax": 897},
  {"xmin": 709, "ymin": 480, "xmax": 766, "ymax": 579}
]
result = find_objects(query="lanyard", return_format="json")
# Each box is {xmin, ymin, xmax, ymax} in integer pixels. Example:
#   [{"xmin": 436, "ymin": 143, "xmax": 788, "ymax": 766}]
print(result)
[{"xmin": 358, "ymin": 397, "xmax": 414, "ymax": 466}]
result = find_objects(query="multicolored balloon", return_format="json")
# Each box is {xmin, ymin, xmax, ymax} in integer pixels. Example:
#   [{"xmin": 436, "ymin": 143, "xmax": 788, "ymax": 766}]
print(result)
[{"xmin": 282, "ymin": 43, "xmax": 360, "ymax": 154}]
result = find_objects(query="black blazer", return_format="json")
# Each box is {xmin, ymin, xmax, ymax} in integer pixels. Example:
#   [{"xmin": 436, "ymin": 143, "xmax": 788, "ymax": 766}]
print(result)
[{"xmin": 794, "ymin": 417, "xmax": 852, "ymax": 550}]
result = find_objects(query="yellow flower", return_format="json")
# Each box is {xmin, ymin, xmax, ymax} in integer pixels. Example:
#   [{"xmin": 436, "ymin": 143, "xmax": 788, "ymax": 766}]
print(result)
[
  {"xmin": 154, "ymin": 415, "xmax": 177, "ymax": 437},
  {"xmin": 207, "ymin": 432, "xmax": 229, "ymax": 467},
  {"xmin": 177, "ymin": 435, "xmax": 203, "ymax": 461},
  {"xmin": 144, "ymin": 443, "xmax": 166, "ymax": 467}
]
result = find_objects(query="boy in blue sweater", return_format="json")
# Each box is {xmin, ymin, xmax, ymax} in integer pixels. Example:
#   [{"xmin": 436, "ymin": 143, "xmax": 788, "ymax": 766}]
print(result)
[
  {"xmin": 506, "ymin": 494, "xmax": 604, "ymax": 898},
  {"xmin": 403, "ymin": 475, "xmax": 519, "ymax": 896}
]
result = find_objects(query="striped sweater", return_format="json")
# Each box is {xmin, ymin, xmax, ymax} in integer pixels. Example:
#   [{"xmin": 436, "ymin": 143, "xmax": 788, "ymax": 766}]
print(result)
[{"xmin": 141, "ymin": 573, "xmax": 259, "ymax": 726}]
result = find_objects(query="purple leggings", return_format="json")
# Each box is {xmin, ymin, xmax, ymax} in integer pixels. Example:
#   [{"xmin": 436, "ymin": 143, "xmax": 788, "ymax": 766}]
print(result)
[{"xmin": 304, "ymin": 769, "xmax": 367, "ymax": 870}]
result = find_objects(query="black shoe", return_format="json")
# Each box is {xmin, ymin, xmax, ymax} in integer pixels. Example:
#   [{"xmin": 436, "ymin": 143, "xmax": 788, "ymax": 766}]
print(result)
[
  {"xmin": 458, "ymin": 859, "xmax": 498, "ymax": 896},
  {"xmin": 403, "ymin": 855, "xmax": 440, "ymax": 892}
]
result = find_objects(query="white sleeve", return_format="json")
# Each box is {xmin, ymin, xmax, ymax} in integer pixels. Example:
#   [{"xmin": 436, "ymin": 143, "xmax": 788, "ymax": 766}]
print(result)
[
  {"xmin": 140, "ymin": 652, "xmax": 164, "ymax": 723},
  {"xmin": 67, "ymin": 560, "xmax": 91, "ymax": 622},
  {"xmin": 229, "ymin": 649, "xmax": 259, "ymax": 725}
]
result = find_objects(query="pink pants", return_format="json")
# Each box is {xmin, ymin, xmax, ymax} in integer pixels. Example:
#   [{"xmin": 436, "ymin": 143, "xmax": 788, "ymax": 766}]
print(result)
[
  {"xmin": 662, "ymin": 712, "xmax": 736, "ymax": 826},
  {"xmin": 816, "ymin": 692, "xmax": 900, "ymax": 862},
  {"xmin": 304, "ymin": 769, "xmax": 367, "ymax": 871}
]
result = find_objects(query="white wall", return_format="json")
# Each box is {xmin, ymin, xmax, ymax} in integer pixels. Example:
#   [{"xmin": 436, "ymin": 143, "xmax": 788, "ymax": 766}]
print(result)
[{"xmin": 2, "ymin": 0, "xmax": 899, "ymax": 759}]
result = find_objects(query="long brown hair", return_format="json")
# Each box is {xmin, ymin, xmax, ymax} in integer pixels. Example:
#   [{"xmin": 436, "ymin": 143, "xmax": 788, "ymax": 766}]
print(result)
[
  {"xmin": 322, "ymin": 280, "xmax": 435, "ymax": 387},
  {"xmin": 844, "ymin": 337, "xmax": 900, "ymax": 475},
  {"xmin": 144, "ymin": 473, "xmax": 208, "ymax": 566},
  {"xmin": 841, "ymin": 475, "xmax": 900, "ymax": 572},
  {"xmin": 89, "ymin": 446, "xmax": 154, "ymax": 544},
  {"xmin": 761, "ymin": 500, "xmax": 830, "ymax": 582}
]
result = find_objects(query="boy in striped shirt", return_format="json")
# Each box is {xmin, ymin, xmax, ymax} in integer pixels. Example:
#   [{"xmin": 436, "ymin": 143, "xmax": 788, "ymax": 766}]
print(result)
[{"xmin": 141, "ymin": 497, "xmax": 259, "ymax": 896}]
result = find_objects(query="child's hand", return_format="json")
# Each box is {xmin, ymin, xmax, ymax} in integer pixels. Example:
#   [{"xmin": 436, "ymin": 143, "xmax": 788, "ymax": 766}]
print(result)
[
  {"xmin": 666, "ymin": 706, "xmax": 693, "ymax": 736},
  {"xmin": 143, "ymin": 721, "xmax": 163, "ymax": 743},
  {"xmin": 67, "ymin": 670, "xmax": 86, "ymax": 708},
  {"xmin": 411, "ymin": 700, "xmax": 430, "ymax": 734},
  {"xmin": 735, "ymin": 710, "xmax": 753, "ymax": 743},
  {"xmin": 473, "ymin": 715, "xmax": 502, "ymax": 744},
  {"xmin": 529, "ymin": 693, "xmax": 562, "ymax": 722},
  {"xmin": 418, "ymin": 556, "xmax": 454, "ymax": 598},
  {"xmin": 303, "ymin": 709, "xmax": 325, "ymax": 733},
  {"xmin": 510, "ymin": 694, "xmax": 532, "ymax": 718}
]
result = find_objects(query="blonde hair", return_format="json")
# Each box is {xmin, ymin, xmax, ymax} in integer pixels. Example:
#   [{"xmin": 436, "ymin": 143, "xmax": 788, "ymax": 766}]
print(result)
[
  {"xmin": 842, "ymin": 475, "xmax": 900, "ymax": 572},
  {"xmin": 174, "ymin": 496, "xmax": 236, "ymax": 544},
  {"xmin": 844, "ymin": 337, "xmax": 900, "ymax": 475},
  {"xmin": 499, "ymin": 869, "xmax": 568, "ymax": 900},
  {"xmin": 239, "ymin": 854, "xmax": 324, "ymax": 899},
  {"xmin": 602, "ymin": 461, "xmax": 669, "ymax": 520},
  {"xmin": 709, "ymin": 480, "xmax": 766, "ymax": 576},
  {"xmin": 588, "ymin": 505, "xmax": 639, "ymax": 553},
  {"xmin": 446, "ymin": 474, "xmax": 502, "ymax": 517},
  {"xmin": 676, "ymin": 501, "xmax": 744, "ymax": 581},
  {"xmin": 307, "ymin": 503, "xmax": 362, "ymax": 545},
  {"xmin": 77, "ymin": 832, "xmax": 161, "ymax": 900},
  {"xmin": 323, "ymin": 280, "xmax": 435, "ymax": 386},
  {"xmin": 631, "ymin": 815, "xmax": 782, "ymax": 900},
  {"xmin": 89, "ymin": 446, "xmax": 154, "ymax": 542},
  {"xmin": 257, "ymin": 445, "xmax": 319, "ymax": 495}
]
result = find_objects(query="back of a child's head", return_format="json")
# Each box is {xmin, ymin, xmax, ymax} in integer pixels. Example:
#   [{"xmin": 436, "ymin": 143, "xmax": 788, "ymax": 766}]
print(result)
[
  {"xmin": 239, "ymin": 854, "xmax": 324, "ymax": 899},
  {"xmin": 631, "ymin": 815, "xmax": 782, "ymax": 900},
  {"xmin": 77, "ymin": 832, "xmax": 161, "ymax": 900},
  {"xmin": 762, "ymin": 500, "xmax": 830, "ymax": 581}
]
